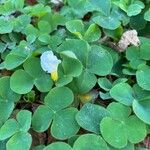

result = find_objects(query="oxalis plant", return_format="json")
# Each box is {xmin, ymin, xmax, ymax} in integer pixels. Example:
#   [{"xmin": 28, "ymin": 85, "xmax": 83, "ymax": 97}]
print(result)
[{"xmin": 1, "ymin": 0, "xmax": 150, "ymax": 150}]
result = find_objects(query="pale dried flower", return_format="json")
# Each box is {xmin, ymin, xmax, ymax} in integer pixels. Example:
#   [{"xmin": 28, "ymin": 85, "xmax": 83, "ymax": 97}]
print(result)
[{"xmin": 118, "ymin": 30, "xmax": 140, "ymax": 52}]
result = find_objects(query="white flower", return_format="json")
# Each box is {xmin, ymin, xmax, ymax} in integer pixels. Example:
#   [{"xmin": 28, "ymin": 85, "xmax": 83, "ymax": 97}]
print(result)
[
  {"xmin": 51, "ymin": 0, "xmax": 63, "ymax": 5},
  {"xmin": 40, "ymin": 51, "xmax": 61, "ymax": 73}
]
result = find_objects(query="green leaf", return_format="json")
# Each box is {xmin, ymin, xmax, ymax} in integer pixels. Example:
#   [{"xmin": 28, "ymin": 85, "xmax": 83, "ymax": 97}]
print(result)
[
  {"xmin": 0, "ymin": 140, "xmax": 7, "ymax": 150},
  {"xmin": 10, "ymin": 69, "xmax": 34, "ymax": 94},
  {"xmin": 23, "ymin": 57, "xmax": 53, "ymax": 92},
  {"xmin": 57, "ymin": 39, "xmax": 89, "ymax": 66},
  {"xmin": 32, "ymin": 105, "xmax": 53, "ymax": 132},
  {"xmin": 109, "ymin": 142, "xmax": 134, "ymax": 150},
  {"xmin": 4, "ymin": 44, "xmax": 32, "ymax": 70},
  {"xmin": 60, "ymin": 51, "xmax": 83, "ymax": 77},
  {"xmin": 89, "ymin": 0, "xmax": 111, "ymax": 16},
  {"xmin": 4, "ymin": 53, "xmax": 26, "ymax": 70},
  {"xmin": 65, "ymin": 20, "xmax": 84, "ymax": 33},
  {"xmin": 34, "ymin": 74, "xmax": 53, "ymax": 92},
  {"xmin": 56, "ymin": 75, "xmax": 73, "ymax": 87},
  {"xmin": 0, "ymin": 101, "xmax": 14, "ymax": 127},
  {"xmin": 13, "ymin": 14, "xmax": 31, "ymax": 32},
  {"xmin": 0, "ymin": 17, "xmax": 13, "ymax": 34},
  {"xmin": 100, "ymin": 102, "xmax": 146, "ymax": 148},
  {"xmin": 68, "ymin": 70, "xmax": 97, "ymax": 94},
  {"xmin": 32, "ymin": 87, "xmax": 79, "ymax": 139},
  {"xmin": 93, "ymin": 13, "xmax": 121, "ymax": 30},
  {"xmin": 16, "ymin": 110, "xmax": 32, "ymax": 132},
  {"xmin": 84, "ymin": 24, "xmax": 101, "ymax": 42},
  {"xmin": 126, "ymin": 115, "xmax": 146, "ymax": 143},
  {"xmin": 136, "ymin": 65, "xmax": 150, "ymax": 91},
  {"xmin": 98, "ymin": 77, "xmax": 112, "ymax": 91},
  {"xmin": 110, "ymin": 82, "xmax": 134, "ymax": 106},
  {"xmin": 15, "ymin": 0, "xmax": 24, "ymax": 10},
  {"xmin": 139, "ymin": 43, "xmax": 150, "ymax": 60},
  {"xmin": 38, "ymin": 21, "xmax": 51, "ymax": 33},
  {"xmin": 133, "ymin": 99, "xmax": 150, "ymax": 124},
  {"xmin": 44, "ymin": 87, "xmax": 74, "ymax": 112},
  {"xmin": 0, "ymin": 76, "xmax": 20, "ymax": 102},
  {"xmin": 6, "ymin": 132, "xmax": 32, "ymax": 150},
  {"xmin": 144, "ymin": 9, "xmax": 150, "ymax": 21},
  {"xmin": 127, "ymin": 4, "xmax": 143, "ymax": 17},
  {"xmin": 107, "ymin": 102, "xmax": 131, "ymax": 120},
  {"xmin": 51, "ymin": 108, "xmax": 79, "ymax": 139},
  {"xmin": 87, "ymin": 45, "xmax": 113, "ymax": 76},
  {"xmin": 76, "ymin": 103, "xmax": 109, "ymax": 133},
  {"xmin": 126, "ymin": 46, "xmax": 140, "ymax": 61},
  {"xmin": 23, "ymin": 57, "xmax": 43, "ymax": 78},
  {"xmin": 133, "ymin": 84, "xmax": 150, "ymax": 100},
  {"xmin": 38, "ymin": 34, "xmax": 50, "ymax": 44},
  {"xmin": 0, "ymin": 119, "xmax": 19, "ymax": 140},
  {"xmin": 101, "ymin": 117, "xmax": 127, "ymax": 148},
  {"xmin": 44, "ymin": 142, "xmax": 72, "ymax": 150},
  {"xmin": 23, "ymin": 4, "xmax": 51, "ymax": 17},
  {"xmin": 73, "ymin": 134, "xmax": 109, "ymax": 150}
]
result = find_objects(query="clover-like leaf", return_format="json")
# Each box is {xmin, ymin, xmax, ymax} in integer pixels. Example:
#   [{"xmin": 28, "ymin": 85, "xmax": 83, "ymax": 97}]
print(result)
[
  {"xmin": 51, "ymin": 108, "xmax": 79, "ymax": 139},
  {"xmin": 23, "ymin": 4, "xmax": 51, "ymax": 17},
  {"xmin": 144, "ymin": 9, "xmax": 150, "ymax": 21},
  {"xmin": 84, "ymin": 24, "xmax": 101, "ymax": 42},
  {"xmin": 32, "ymin": 105, "xmax": 53, "ymax": 132},
  {"xmin": 10, "ymin": 69, "xmax": 34, "ymax": 94},
  {"xmin": 65, "ymin": 20, "xmax": 84, "ymax": 34},
  {"xmin": 15, "ymin": 0, "xmax": 24, "ymax": 10},
  {"xmin": 38, "ymin": 20, "xmax": 51, "ymax": 34},
  {"xmin": 125, "ymin": 46, "xmax": 146, "ymax": 69},
  {"xmin": 101, "ymin": 117, "xmax": 127, "ymax": 148},
  {"xmin": 4, "ymin": 43, "xmax": 32, "ymax": 70},
  {"xmin": 133, "ymin": 84, "xmax": 150, "ymax": 100},
  {"xmin": 0, "ymin": 76, "xmax": 20, "ymax": 102},
  {"xmin": 43, "ymin": 142, "xmax": 72, "ymax": 150},
  {"xmin": 109, "ymin": 142, "xmax": 134, "ymax": 150},
  {"xmin": 73, "ymin": 134, "xmax": 109, "ymax": 150},
  {"xmin": 139, "ymin": 43, "xmax": 150, "ymax": 60},
  {"xmin": 76, "ymin": 103, "xmax": 109, "ymax": 134},
  {"xmin": 0, "ymin": 17, "xmax": 13, "ymax": 34},
  {"xmin": 6, "ymin": 132, "xmax": 32, "ymax": 150},
  {"xmin": 93, "ymin": 12, "xmax": 121, "ymax": 30},
  {"xmin": 127, "ymin": 4, "xmax": 143, "ymax": 17},
  {"xmin": 32, "ymin": 87, "xmax": 79, "ymax": 139},
  {"xmin": 133, "ymin": 98, "xmax": 150, "ymax": 124},
  {"xmin": 89, "ymin": 0, "xmax": 111, "ymax": 16},
  {"xmin": 98, "ymin": 77, "xmax": 112, "ymax": 91},
  {"xmin": 136, "ymin": 64, "xmax": 150, "ymax": 91},
  {"xmin": 16, "ymin": 110, "xmax": 32, "ymax": 132},
  {"xmin": 10, "ymin": 57, "xmax": 53, "ymax": 94},
  {"xmin": 0, "ymin": 101, "xmax": 14, "ymax": 127},
  {"xmin": 44, "ymin": 87, "xmax": 74, "ymax": 111},
  {"xmin": 23, "ymin": 57, "xmax": 53, "ymax": 92},
  {"xmin": 100, "ymin": 102, "xmax": 147, "ymax": 148},
  {"xmin": 57, "ymin": 39, "xmax": 89, "ymax": 66},
  {"xmin": 110, "ymin": 82, "xmax": 134, "ymax": 106},
  {"xmin": 0, "ymin": 119, "xmax": 19, "ymax": 141},
  {"xmin": 87, "ymin": 45, "xmax": 113, "ymax": 76},
  {"xmin": 60, "ymin": 51, "xmax": 83, "ymax": 77},
  {"xmin": 68, "ymin": 70, "xmax": 97, "ymax": 94}
]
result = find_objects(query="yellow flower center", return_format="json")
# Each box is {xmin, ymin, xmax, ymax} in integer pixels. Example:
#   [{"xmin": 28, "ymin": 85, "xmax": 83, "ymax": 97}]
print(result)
[{"xmin": 51, "ymin": 71, "xmax": 58, "ymax": 81}]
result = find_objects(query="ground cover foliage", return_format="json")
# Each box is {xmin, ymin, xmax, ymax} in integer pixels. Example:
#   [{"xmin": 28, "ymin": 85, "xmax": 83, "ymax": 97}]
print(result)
[{"xmin": 0, "ymin": 0, "xmax": 150, "ymax": 149}]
